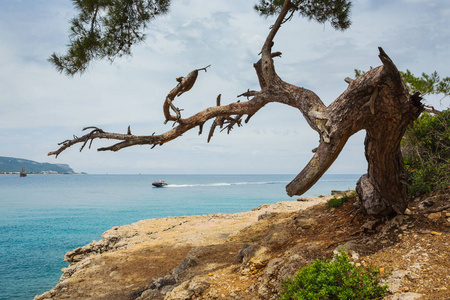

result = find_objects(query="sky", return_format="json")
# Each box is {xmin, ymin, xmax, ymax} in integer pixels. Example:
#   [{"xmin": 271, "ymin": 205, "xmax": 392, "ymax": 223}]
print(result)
[{"xmin": 0, "ymin": 0, "xmax": 449, "ymax": 176}]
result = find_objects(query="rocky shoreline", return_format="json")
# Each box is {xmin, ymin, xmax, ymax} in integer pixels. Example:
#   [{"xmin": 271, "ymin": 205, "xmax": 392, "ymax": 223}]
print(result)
[{"xmin": 34, "ymin": 191, "xmax": 450, "ymax": 300}]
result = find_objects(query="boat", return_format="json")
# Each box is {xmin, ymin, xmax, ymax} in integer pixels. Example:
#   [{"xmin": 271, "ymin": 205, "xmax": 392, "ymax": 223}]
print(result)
[
  {"xmin": 20, "ymin": 166, "xmax": 27, "ymax": 177},
  {"xmin": 152, "ymin": 180, "xmax": 168, "ymax": 187}
]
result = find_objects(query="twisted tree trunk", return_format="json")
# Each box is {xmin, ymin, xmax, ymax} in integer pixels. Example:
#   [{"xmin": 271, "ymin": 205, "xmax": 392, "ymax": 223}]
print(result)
[
  {"xmin": 49, "ymin": 0, "xmax": 423, "ymax": 218},
  {"xmin": 355, "ymin": 79, "xmax": 423, "ymax": 217},
  {"xmin": 284, "ymin": 48, "xmax": 423, "ymax": 217}
]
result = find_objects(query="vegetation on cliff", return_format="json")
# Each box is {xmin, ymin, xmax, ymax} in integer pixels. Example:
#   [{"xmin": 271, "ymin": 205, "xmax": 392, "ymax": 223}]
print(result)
[
  {"xmin": 280, "ymin": 249, "xmax": 388, "ymax": 300},
  {"xmin": 402, "ymin": 109, "xmax": 450, "ymax": 197},
  {"xmin": 396, "ymin": 69, "xmax": 449, "ymax": 197}
]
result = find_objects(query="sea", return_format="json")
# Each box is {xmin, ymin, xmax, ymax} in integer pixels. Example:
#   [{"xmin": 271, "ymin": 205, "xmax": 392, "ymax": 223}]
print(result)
[{"xmin": 0, "ymin": 173, "xmax": 361, "ymax": 300}]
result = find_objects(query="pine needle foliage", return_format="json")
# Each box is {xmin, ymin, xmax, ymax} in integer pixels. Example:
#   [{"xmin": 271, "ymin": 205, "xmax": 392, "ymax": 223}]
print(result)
[
  {"xmin": 254, "ymin": 0, "xmax": 352, "ymax": 30},
  {"xmin": 49, "ymin": 0, "xmax": 170, "ymax": 75},
  {"xmin": 401, "ymin": 70, "xmax": 450, "ymax": 98},
  {"xmin": 51, "ymin": 0, "xmax": 352, "ymax": 75}
]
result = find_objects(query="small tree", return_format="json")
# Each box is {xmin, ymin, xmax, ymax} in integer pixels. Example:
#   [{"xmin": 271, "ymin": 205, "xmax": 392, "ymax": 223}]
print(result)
[
  {"xmin": 402, "ymin": 110, "xmax": 450, "ymax": 197},
  {"xmin": 49, "ymin": 0, "xmax": 425, "ymax": 218},
  {"xmin": 398, "ymin": 71, "xmax": 449, "ymax": 197}
]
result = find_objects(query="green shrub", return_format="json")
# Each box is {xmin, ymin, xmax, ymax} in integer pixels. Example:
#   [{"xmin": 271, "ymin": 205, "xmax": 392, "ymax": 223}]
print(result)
[
  {"xmin": 402, "ymin": 109, "xmax": 450, "ymax": 197},
  {"xmin": 279, "ymin": 249, "xmax": 388, "ymax": 300},
  {"xmin": 327, "ymin": 194, "xmax": 349, "ymax": 208}
]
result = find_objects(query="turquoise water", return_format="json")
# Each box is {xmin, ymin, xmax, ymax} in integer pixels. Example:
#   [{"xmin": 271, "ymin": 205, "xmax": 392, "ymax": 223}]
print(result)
[{"xmin": 0, "ymin": 174, "xmax": 360, "ymax": 299}]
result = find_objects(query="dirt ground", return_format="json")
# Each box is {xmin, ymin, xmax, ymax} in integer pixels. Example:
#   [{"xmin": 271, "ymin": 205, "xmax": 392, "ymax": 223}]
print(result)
[{"xmin": 35, "ymin": 189, "xmax": 449, "ymax": 300}]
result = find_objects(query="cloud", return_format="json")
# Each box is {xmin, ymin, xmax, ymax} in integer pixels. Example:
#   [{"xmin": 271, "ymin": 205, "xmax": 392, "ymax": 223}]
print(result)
[{"xmin": 0, "ymin": 0, "xmax": 448, "ymax": 175}]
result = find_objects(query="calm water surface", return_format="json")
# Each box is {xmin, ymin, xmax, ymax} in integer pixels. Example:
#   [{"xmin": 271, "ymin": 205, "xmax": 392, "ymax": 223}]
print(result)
[{"xmin": 0, "ymin": 174, "xmax": 360, "ymax": 299}]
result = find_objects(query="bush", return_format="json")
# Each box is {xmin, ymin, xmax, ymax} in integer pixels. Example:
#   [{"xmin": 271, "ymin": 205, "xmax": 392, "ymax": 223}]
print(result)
[
  {"xmin": 327, "ymin": 191, "xmax": 356, "ymax": 208},
  {"xmin": 327, "ymin": 195, "xmax": 348, "ymax": 208},
  {"xmin": 402, "ymin": 109, "xmax": 450, "ymax": 197},
  {"xmin": 279, "ymin": 249, "xmax": 388, "ymax": 300}
]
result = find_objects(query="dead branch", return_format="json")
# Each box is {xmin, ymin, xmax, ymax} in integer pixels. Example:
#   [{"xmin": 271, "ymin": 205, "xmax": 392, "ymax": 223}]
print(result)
[
  {"xmin": 221, "ymin": 114, "xmax": 243, "ymax": 134},
  {"xmin": 48, "ymin": 94, "xmax": 269, "ymax": 157},
  {"xmin": 344, "ymin": 77, "xmax": 354, "ymax": 84},
  {"xmin": 163, "ymin": 65, "xmax": 211, "ymax": 124},
  {"xmin": 80, "ymin": 127, "xmax": 105, "ymax": 152},
  {"xmin": 237, "ymin": 89, "xmax": 258, "ymax": 99},
  {"xmin": 423, "ymin": 104, "xmax": 442, "ymax": 115}
]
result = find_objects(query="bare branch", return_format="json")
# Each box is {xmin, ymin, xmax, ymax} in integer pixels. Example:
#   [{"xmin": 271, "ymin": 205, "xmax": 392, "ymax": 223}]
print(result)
[
  {"xmin": 163, "ymin": 65, "xmax": 211, "ymax": 124},
  {"xmin": 49, "ymin": 95, "xmax": 269, "ymax": 157},
  {"xmin": 216, "ymin": 94, "xmax": 221, "ymax": 106},
  {"xmin": 344, "ymin": 77, "xmax": 353, "ymax": 84},
  {"xmin": 244, "ymin": 114, "xmax": 254, "ymax": 124},
  {"xmin": 207, "ymin": 119, "xmax": 219, "ymax": 143},
  {"xmin": 221, "ymin": 114, "xmax": 243, "ymax": 134},
  {"xmin": 237, "ymin": 89, "xmax": 258, "ymax": 99},
  {"xmin": 423, "ymin": 104, "xmax": 442, "ymax": 115}
]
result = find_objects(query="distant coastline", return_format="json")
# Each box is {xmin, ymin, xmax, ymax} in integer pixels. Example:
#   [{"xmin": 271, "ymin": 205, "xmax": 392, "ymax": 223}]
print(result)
[
  {"xmin": 0, "ymin": 156, "xmax": 76, "ymax": 174},
  {"xmin": 0, "ymin": 172, "xmax": 84, "ymax": 175}
]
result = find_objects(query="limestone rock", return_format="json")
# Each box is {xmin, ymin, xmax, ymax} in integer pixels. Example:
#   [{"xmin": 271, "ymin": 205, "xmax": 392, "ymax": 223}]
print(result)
[
  {"xmin": 294, "ymin": 216, "xmax": 317, "ymax": 229},
  {"xmin": 389, "ymin": 215, "xmax": 408, "ymax": 227},
  {"xmin": 427, "ymin": 212, "xmax": 441, "ymax": 220},
  {"xmin": 258, "ymin": 212, "xmax": 277, "ymax": 221},
  {"xmin": 238, "ymin": 244, "xmax": 270, "ymax": 269},
  {"xmin": 172, "ymin": 247, "xmax": 203, "ymax": 280},
  {"xmin": 385, "ymin": 270, "xmax": 409, "ymax": 294},
  {"xmin": 34, "ymin": 192, "xmax": 450, "ymax": 300},
  {"xmin": 393, "ymin": 292, "xmax": 423, "ymax": 300},
  {"xmin": 360, "ymin": 219, "xmax": 381, "ymax": 232},
  {"xmin": 164, "ymin": 280, "xmax": 209, "ymax": 300},
  {"xmin": 64, "ymin": 225, "xmax": 138, "ymax": 265},
  {"xmin": 136, "ymin": 289, "xmax": 164, "ymax": 300},
  {"xmin": 418, "ymin": 198, "xmax": 435, "ymax": 209},
  {"xmin": 264, "ymin": 258, "xmax": 284, "ymax": 278},
  {"xmin": 331, "ymin": 190, "xmax": 350, "ymax": 197},
  {"xmin": 151, "ymin": 275, "xmax": 177, "ymax": 290}
]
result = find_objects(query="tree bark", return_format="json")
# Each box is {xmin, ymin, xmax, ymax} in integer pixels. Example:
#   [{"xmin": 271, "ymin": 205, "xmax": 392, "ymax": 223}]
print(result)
[{"xmin": 286, "ymin": 49, "xmax": 423, "ymax": 217}]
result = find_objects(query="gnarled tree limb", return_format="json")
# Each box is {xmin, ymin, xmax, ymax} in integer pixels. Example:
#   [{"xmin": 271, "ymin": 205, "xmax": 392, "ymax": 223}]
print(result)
[
  {"xmin": 163, "ymin": 65, "xmax": 210, "ymax": 124},
  {"xmin": 48, "ymin": 94, "xmax": 269, "ymax": 157}
]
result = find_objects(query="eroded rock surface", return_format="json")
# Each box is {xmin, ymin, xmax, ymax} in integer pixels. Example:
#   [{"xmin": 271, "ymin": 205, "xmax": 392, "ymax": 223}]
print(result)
[{"xmin": 34, "ymin": 191, "xmax": 450, "ymax": 300}]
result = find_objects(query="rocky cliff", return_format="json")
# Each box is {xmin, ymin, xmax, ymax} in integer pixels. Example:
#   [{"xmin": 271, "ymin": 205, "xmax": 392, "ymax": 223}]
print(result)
[
  {"xmin": 34, "ymin": 190, "xmax": 450, "ymax": 300},
  {"xmin": 0, "ymin": 156, "xmax": 75, "ymax": 174}
]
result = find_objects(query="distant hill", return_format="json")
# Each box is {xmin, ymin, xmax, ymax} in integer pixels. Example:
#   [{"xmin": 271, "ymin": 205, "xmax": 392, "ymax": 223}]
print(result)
[{"xmin": 0, "ymin": 156, "xmax": 75, "ymax": 174}]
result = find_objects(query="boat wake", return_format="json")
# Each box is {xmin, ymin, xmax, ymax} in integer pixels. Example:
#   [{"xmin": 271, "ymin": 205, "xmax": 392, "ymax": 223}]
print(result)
[{"xmin": 167, "ymin": 181, "xmax": 289, "ymax": 188}]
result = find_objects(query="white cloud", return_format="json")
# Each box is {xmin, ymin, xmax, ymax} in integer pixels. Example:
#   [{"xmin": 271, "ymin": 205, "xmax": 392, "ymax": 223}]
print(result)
[{"xmin": 0, "ymin": 0, "xmax": 448, "ymax": 177}]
